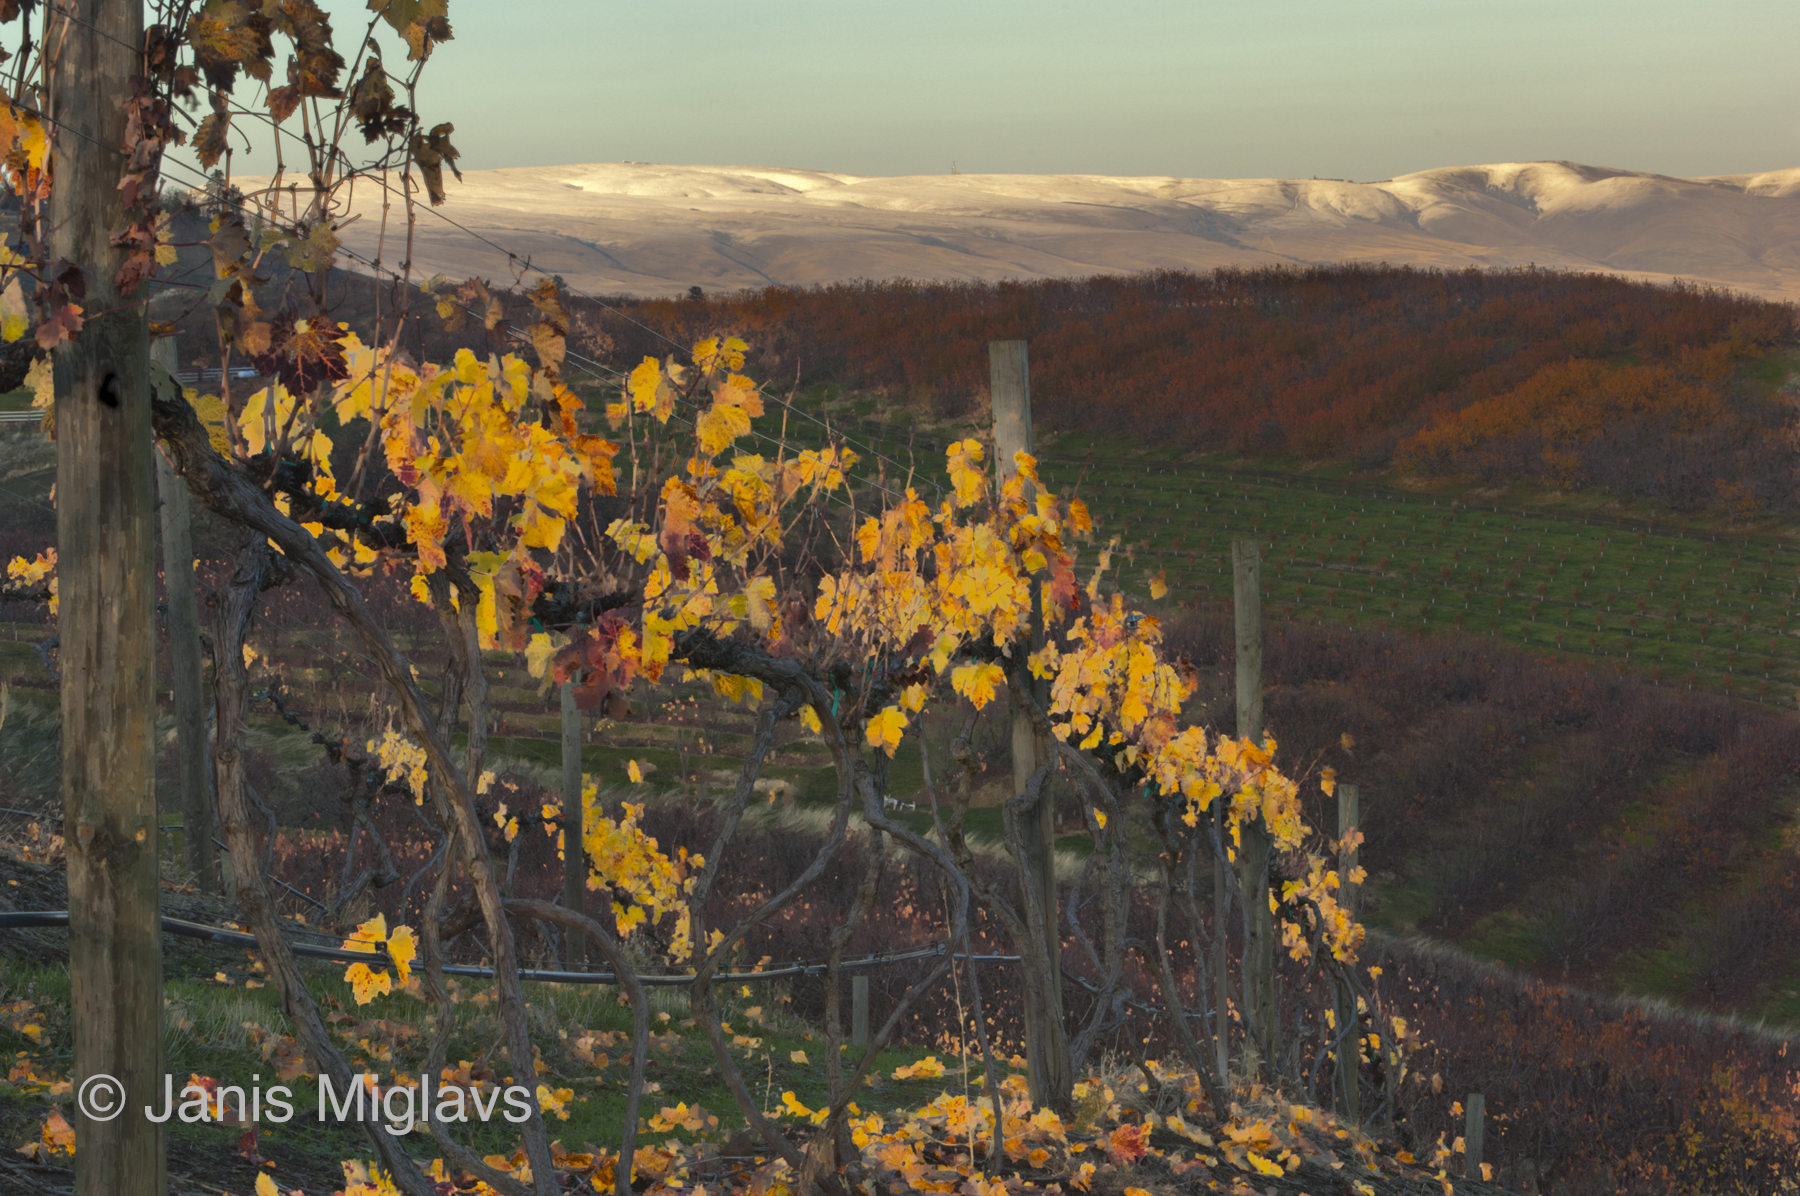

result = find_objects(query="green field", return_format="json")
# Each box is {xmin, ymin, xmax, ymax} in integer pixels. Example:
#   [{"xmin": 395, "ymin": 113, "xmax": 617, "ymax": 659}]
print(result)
[
  {"xmin": 736, "ymin": 384, "xmax": 1800, "ymax": 709},
  {"xmin": 1048, "ymin": 453, "xmax": 1800, "ymax": 704}
]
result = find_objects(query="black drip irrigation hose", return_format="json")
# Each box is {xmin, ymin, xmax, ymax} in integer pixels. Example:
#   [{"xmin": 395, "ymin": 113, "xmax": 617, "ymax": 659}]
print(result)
[
  {"xmin": 0, "ymin": 810, "xmax": 1028, "ymax": 985},
  {"xmin": 0, "ymin": 910, "xmax": 1020, "ymax": 986}
]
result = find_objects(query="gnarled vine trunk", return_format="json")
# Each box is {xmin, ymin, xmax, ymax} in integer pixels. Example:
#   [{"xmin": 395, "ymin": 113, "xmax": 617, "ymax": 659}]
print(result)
[{"xmin": 152, "ymin": 380, "xmax": 561, "ymax": 1196}]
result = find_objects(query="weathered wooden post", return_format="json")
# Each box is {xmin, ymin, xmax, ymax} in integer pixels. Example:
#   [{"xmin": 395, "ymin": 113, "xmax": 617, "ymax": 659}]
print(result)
[
  {"xmin": 1466, "ymin": 1092, "xmax": 1486, "ymax": 1177},
  {"xmin": 51, "ymin": 1, "xmax": 164, "ymax": 1189},
  {"xmin": 561, "ymin": 679, "xmax": 585, "ymax": 965},
  {"xmin": 153, "ymin": 337, "xmax": 213, "ymax": 893},
  {"xmin": 990, "ymin": 338, "xmax": 1069, "ymax": 1109},
  {"xmin": 851, "ymin": 975, "xmax": 870, "ymax": 1047},
  {"xmin": 1233, "ymin": 537, "xmax": 1277, "ymax": 1079}
]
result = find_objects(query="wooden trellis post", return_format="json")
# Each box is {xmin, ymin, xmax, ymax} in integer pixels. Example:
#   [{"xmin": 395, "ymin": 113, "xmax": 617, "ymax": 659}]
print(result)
[
  {"xmin": 1466, "ymin": 1092, "xmax": 1486, "ymax": 1177},
  {"xmin": 851, "ymin": 975, "xmax": 870, "ymax": 1047},
  {"xmin": 153, "ymin": 336, "xmax": 214, "ymax": 894},
  {"xmin": 51, "ymin": 1, "xmax": 164, "ymax": 1189},
  {"xmin": 1233, "ymin": 538, "xmax": 1276, "ymax": 1078},
  {"xmin": 990, "ymin": 339, "xmax": 1069, "ymax": 1109}
]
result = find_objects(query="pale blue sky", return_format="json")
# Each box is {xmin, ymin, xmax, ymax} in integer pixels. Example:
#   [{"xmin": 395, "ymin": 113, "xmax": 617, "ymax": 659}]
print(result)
[{"xmin": 281, "ymin": 0, "xmax": 1800, "ymax": 179}]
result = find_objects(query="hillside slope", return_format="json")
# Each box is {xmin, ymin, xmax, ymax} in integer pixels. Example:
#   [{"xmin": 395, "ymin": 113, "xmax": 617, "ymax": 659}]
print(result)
[{"xmin": 305, "ymin": 159, "xmax": 1800, "ymax": 301}]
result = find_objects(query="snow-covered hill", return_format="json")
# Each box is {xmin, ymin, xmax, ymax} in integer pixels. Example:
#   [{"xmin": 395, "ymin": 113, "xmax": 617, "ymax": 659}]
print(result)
[{"xmin": 313, "ymin": 160, "xmax": 1800, "ymax": 300}]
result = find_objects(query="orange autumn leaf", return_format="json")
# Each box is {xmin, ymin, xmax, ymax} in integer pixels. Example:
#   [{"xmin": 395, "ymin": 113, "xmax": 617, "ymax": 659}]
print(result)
[{"xmin": 1105, "ymin": 1122, "xmax": 1149, "ymax": 1165}]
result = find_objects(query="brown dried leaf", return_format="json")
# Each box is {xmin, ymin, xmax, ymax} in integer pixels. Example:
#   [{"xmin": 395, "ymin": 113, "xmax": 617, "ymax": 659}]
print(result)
[
  {"xmin": 279, "ymin": 0, "xmax": 345, "ymax": 98},
  {"xmin": 400, "ymin": 16, "xmax": 452, "ymax": 62},
  {"xmin": 188, "ymin": 7, "xmax": 276, "ymax": 91},
  {"xmin": 348, "ymin": 57, "xmax": 410, "ymax": 143},
  {"xmin": 407, "ymin": 122, "xmax": 460, "ymax": 205},
  {"xmin": 34, "ymin": 303, "xmax": 83, "ymax": 350},
  {"xmin": 208, "ymin": 219, "xmax": 252, "ymax": 278},
  {"xmin": 531, "ymin": 321, "xmax": 565, "ymax": 378},
  {"xmin": 266, "ymin": 83, "xmax": 301, "ymax": 124},
  {"xmin": 368, "ymin": 0, "xmax": 447, "ymax": 35},
  {"xmin": 194, "ymin": 110, "xmax": 230, "ymax": 170},
  {"xmin": 238, "ymin": 320, "xmax": 273, "ymax": 357}
]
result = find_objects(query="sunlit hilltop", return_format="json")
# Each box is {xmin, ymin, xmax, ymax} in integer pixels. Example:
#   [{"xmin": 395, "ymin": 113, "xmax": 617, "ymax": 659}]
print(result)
[{"xmin": 300, "ymin": 159, "xmax": 1800, "ymax": 299}]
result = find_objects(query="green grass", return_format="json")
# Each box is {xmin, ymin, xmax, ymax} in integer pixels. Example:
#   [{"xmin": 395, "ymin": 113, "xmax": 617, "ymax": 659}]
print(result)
[
  {"xmin": 0, "ymin": 945, "xmax": 974, "ymax": 1189},
  {"xmin": 659, "ymin": 389, "xmax": 1800, "ymax": 708},
  {"xmin": 1030, "ymin": 445, "xmax": 1800, "ymax": 708}
]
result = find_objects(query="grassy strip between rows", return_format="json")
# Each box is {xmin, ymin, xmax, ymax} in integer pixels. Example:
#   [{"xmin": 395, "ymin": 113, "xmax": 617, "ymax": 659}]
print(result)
[{"xmin": 0, "ymin": 944, "xmax": 960, "ymax": 1192}]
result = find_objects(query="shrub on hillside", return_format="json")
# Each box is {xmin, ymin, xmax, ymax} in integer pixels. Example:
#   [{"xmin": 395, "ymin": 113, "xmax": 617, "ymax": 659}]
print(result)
[{"xmin": 577, "ymin": 266, "xmax": 1793, "ymax": 512}]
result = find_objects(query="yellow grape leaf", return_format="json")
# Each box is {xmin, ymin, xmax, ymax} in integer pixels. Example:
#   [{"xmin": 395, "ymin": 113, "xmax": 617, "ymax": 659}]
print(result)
[
  {"xmin": 403, "ymin": 500, "xmax": 449, "ymax": 572},
  {"xmin": 799, "ymin": 705, "xmax": 822, "ymax": 735},
  {"xmin": 946, "ymin": 439, "xmax": 985, "ymax": 508},
  {"xmin": 693, "ymin": 335, "xmax": 747, "ymax": 373},
  {"xmin": 628, "ymin": 759, "xmax": 644, "ymax": 783},
  {"xmin": 0, "ymin": 278, "xmax": 27, "ymax": 343},
  {"xmin": 464, "ymin": 551, "xmax": 504, "ymax": 648},
  {"xmin": 1069, "ymin": 497, "xmax": 1092, "ymax": 534},
  {"xmin": 696, "ymin": 403, "xmax": 751, "ymax": 457},
  {"xmin": 256, "ymin": 1172, "xmax": 281, "ymax": 1196},
  {"xmin": 742, "ymin": 575, "xmax": 777, "ymax": 633},
  {"xmin": 344, "ymin": 913, "xmax": 388, "ymax": 952},
  {"xmin": 386, "ymin": 925, "xmax": 417, "ymax": 985},
  {"xmin": 711, "ymin": 672, "xmax": 764, "ymax": 705},
  {"xmin": 865, "ymin": 705, "xmax": 907, "ymax": 757},
  {"xmin": 789, "ymin": 1049, "xmax": 808, "ymax": 1065},
  {"xmin": 343, "ymin": 961, "xmax": 392, "ymax": 1005},
  {"xmin": 950, "ymin": 662, "xmax": 1005, "ymax": 710},
  {"xmin": 1247, "ymin": 1152, "xmax": 1285, "ymax": 1177},
  {"xmin": 892, "ymin": 1055, "xmax": 946, "ymax": 1080},
  {"xmin": 536, "ymin": 1084, "xmax": 574, "ymax": 1121},
  {"xmin": 524, "ymin": 631, "xmax": 559, "ymax": 680},
  {"xmin": 1094, "ymin": 810, "xmax": 1108, "ymax": 830},
  {"xmin": 856, "ymin": 516, "xmax": 882, "ymax": 564},
  {"xmin": 628, "ymin": 356, "xmax": 676, "ymax": 424},
  {"xmin": 1149, "ymin": 569, "xmax": 1169, "ymax": 600}
]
